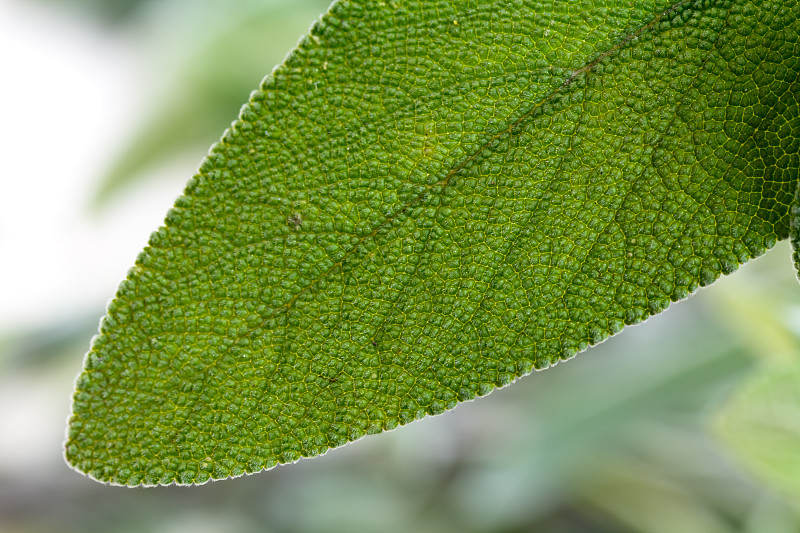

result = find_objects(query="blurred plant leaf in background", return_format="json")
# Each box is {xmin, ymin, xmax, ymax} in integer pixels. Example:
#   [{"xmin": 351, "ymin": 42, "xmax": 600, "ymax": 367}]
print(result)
[
  {"xmin": 709, "ymin": 244, "xmax": 800, "ymax": 508},
  {"xmin": 717, "ymin": 360, "xmax": 800, "ymax": 507},
  {"xmin": 0, "ymin": 314, "xmax": 100, "ymax": 374},
  {"xmin": 38, "ymin": 0, "xmax": 154, "ymax": 23},
  {"xmin": 90, "ymin": 0, "xmax": 331, "ymax": 208}
]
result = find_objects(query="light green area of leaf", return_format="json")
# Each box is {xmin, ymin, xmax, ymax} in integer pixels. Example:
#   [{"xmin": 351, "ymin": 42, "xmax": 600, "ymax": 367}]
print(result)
[{"xmin": 66, "ymin": 0, "xmax": 800, "ymax": 486}]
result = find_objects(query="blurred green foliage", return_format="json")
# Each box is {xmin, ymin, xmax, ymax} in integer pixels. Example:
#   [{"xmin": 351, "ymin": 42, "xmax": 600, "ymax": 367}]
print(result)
[
  {"xmin": 718, "ymin": 361, "xmax": 800, "ymax": 507},
  {"xmin": 39, "ymin": 0, "xmax": 153, "ymax": 23},
  {"xmin": 89, "ymin": 0, "xmax": 332, "ymax": 208}
]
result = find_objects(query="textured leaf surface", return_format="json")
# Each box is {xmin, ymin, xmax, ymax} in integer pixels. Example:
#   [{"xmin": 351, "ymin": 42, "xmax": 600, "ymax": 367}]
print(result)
[{"xmin": 66, "ymin": 0, "xmax": 800, "ymax": 486}]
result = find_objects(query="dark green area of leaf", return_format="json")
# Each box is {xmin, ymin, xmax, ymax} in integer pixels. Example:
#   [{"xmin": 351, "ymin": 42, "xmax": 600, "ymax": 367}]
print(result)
[{"xmin": 66, "ymin": 0, "xmax": 800, "ymax": 486}]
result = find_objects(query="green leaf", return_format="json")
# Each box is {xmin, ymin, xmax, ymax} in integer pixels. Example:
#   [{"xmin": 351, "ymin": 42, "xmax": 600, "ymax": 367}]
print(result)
[
  {"xmin": 66, "ymin": 0, "xmax": 800, "ymax": 486},
  {"xmin": 791, "ymin": 179, "xmax": 800, "ymax": 276}
]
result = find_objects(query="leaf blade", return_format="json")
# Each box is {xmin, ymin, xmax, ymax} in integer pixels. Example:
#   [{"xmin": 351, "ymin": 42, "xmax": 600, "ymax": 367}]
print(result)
[{"xmin": 66, "ymin": 0, "xmax": 800, "ymax": 485}]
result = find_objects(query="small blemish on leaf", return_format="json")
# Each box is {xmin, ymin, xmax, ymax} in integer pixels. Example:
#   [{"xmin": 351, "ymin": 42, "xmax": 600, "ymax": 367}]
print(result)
[{"xmin": 287, "ymin": 213, "xmax": 303, "ymax": 229}]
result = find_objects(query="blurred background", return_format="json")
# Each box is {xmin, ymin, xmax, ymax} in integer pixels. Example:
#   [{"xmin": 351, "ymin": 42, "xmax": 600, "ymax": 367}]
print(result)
[{"xmin": 1, "ymin": 0, "xmax": 799, "ymax": 531}]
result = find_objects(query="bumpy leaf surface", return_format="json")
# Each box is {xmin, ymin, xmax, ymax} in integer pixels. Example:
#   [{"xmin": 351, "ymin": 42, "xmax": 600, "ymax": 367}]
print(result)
[{"xmin": 66, "ymin": 0, "xmax": 800, "ymax": 486}]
